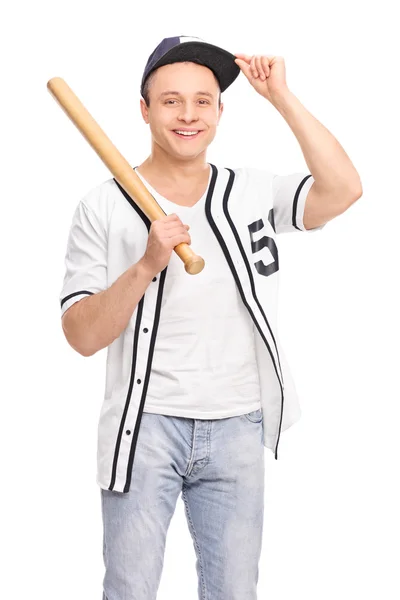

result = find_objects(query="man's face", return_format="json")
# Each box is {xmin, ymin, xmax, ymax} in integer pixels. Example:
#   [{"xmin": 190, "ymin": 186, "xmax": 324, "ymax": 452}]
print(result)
[{"xmin": 140, "ymin": 62, "xmax": 224, "ymax": 160}]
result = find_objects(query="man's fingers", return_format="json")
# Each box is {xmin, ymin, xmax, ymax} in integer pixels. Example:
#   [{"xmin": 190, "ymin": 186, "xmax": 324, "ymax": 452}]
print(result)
[
  {"xmin": 234, "ymin": 53, "xmax": 252, "ymax": 63},
  {"xmin": 234, "ymin": 58, "xmax": 252, "ymax": 79},
  {"xmin": 250, "ymin": 56, "xmax": 258, "ymax": 78},
  {"xmin": 163, "ymin": 221, "xmax": 189, "ymax": 231}
]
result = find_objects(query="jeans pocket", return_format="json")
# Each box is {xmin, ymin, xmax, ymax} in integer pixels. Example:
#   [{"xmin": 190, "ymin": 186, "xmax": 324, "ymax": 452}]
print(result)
[{"xmin": 243, "ymin": 408, "xmax": 263, "ymax": 423}]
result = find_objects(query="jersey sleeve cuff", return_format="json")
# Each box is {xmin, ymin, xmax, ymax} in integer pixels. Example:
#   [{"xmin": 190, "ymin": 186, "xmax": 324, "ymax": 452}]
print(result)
[
  {"xmin": 294, "ymin": 176, "xmax": 326, "ymax": 232},
  {"xmin": 60, "ymin": 290, "xmax": 94, "ymax": 317}
]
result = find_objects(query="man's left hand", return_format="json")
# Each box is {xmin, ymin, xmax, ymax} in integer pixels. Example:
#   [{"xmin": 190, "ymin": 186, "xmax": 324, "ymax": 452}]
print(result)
[{"xmin": 234, "ymin": 54, "xmax": 289, "ymax": 104}]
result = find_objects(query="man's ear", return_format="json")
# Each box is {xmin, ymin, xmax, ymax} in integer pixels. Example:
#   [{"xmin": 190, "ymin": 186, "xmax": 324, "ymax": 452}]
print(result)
[
  {"xmin": 140, "ymin": 98, "xmax": 150, "ymax": 124},
  {"xmin": 217, "ymin": 102, "xmax": 224, "ymax": 124}
]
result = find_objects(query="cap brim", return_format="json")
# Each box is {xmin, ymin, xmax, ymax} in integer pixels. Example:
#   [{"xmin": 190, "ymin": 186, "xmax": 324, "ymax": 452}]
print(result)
[{"xmin": 141, "ymin": 41, "xmax": 240, "ymax": 94}]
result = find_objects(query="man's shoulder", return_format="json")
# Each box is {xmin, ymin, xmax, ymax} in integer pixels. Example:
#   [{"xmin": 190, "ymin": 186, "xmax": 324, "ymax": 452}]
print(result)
[{"xmin": 77, "ymin": 178, "xmax": 121, "ymax": 223}]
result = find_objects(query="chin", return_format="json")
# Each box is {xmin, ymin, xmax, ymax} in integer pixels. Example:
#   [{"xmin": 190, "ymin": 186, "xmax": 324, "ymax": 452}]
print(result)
[{"xmin": 168, "ymin": 140, "xmax": 209, "ymax": 155}]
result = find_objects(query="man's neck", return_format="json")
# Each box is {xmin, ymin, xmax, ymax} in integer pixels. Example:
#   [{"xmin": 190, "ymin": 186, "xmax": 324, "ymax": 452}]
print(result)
[{"xmin": 138, "ymin": 155, "xmax": 209, "ymax": 185}]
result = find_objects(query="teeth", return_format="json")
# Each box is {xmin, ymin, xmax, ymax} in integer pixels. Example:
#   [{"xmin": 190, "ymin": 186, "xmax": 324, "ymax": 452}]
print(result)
[{"xmin": 174, "ymin": 130, "xmax": 199, "ymax": 136}]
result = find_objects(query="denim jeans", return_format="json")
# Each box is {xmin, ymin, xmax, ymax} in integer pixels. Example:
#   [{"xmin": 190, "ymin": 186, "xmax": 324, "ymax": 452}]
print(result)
[{"xmin": 100, "ymin": 408, "xmax": 265, "ymax": 600}]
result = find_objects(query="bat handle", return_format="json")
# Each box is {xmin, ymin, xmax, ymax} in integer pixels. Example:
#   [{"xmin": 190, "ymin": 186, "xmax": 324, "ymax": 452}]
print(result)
[{"xmin": 174, "ymin": 242, "xmax": 205, "ymax": 274}]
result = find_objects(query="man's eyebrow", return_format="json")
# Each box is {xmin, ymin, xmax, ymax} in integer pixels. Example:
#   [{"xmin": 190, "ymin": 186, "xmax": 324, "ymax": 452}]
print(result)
[{"xmin": 159, "ymin": 90, "xmax": 214, "ymax": 99}]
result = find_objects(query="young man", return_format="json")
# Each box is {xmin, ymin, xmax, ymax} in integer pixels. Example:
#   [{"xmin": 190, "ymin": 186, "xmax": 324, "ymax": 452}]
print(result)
[{"xmin": 60, "ymin": 35, "xmax": 362, "ymax": 600}]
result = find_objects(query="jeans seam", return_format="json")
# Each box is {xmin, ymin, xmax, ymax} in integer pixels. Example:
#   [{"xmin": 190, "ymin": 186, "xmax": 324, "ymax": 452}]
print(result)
[
  {"xmin": 101, "ymin": 492, "xmax": 108, "ymax": 600},
  {"xmin": 182, "ymin": 486, "xmax": 207, "ymax": 600},
  {"xmin": 184, "ymin": 420, "xmax": 197, "ymax": 477}
]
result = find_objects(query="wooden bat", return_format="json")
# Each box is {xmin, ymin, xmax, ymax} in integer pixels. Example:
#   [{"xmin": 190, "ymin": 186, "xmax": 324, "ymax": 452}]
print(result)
[{"xmin": 47, "ymin": 77, "xmax": 205, "ymax": 275}]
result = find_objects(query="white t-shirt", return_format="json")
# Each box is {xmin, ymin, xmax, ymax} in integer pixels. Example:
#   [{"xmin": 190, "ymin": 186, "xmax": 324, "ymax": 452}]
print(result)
[{"xmin": 134, "ymin": 166, "xmax": 261, "ymax": 419}]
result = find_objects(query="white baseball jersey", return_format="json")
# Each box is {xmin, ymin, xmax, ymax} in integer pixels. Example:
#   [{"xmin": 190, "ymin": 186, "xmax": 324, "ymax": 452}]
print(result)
[{"xmin": 60, "ymin": 162, "xmax": 326, "ymax": 493}]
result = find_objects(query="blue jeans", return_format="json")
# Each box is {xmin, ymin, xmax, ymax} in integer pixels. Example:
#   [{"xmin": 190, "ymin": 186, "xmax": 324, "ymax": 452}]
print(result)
[{"xmin": 100, "ymin": 408, "xmax": 265, "ymax": 600}]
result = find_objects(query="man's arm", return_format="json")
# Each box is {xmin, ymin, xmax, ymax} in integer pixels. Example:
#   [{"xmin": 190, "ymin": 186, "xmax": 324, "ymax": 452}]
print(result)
[
  {"xmin": 62, "ymin": 258, "xmax": 155, "ymax": 357},
  {"xmin": 272, "ymin": 90, "xmax": 363, "ymax": 228}
]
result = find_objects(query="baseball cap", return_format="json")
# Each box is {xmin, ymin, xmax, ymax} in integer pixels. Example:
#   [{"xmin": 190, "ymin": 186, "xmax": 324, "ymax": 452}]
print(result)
[{"xmin": 140, "ymin": 35, "xmax": 240, "ymax": 97}]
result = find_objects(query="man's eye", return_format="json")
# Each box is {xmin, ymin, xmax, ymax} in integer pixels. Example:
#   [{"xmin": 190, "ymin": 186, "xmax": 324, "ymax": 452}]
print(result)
[{"xmin": 164, "ymin": 100, "xmax": 210, "ymax": 105}]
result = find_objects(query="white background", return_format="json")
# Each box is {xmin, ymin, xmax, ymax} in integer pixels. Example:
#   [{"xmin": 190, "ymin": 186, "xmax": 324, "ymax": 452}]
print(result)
[{"xmin": 2, "ymin": 1, "xmax": 399, "ymax": 598}]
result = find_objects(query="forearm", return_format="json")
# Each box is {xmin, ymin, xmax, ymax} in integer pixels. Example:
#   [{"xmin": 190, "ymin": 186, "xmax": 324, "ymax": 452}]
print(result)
[
  {"xmin": 63, "ymin": 258, "xmax": 155, "ymax": 356},
  {"xmin": 271, "ymin": 90, "xmax": 362, "ymax": 195}
]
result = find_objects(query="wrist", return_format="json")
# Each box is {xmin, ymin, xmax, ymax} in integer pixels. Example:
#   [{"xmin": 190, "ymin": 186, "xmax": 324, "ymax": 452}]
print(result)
[
  {"xmin": 137, "ymin": 256, "xmax": 157, "ymax": 281},
  {"xmin": 270, "ymin": 89, "xmax": 296, "ymax": 114}
]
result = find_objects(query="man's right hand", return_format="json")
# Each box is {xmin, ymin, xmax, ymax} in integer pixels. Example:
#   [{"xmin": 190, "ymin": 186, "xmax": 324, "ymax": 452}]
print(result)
[{"xmin": 140, "ymin": 213, "xmax": 191, "ymax": 277}]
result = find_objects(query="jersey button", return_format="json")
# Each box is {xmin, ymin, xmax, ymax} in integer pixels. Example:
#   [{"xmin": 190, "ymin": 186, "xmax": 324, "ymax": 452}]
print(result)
[
  {"xmin": 152, "ymin": 276, "xmax": 157, "ymax": 282},
  {"xmin": 126, "ymin": 430, "xmax": 131, "ymax": 435},
  {"xmin": 137, "ymin": 379, "xmax": 141, "ymax": 384},
  {"xmin": 143, "ymin": 328, "xmax": 148, "ymax": 333}
]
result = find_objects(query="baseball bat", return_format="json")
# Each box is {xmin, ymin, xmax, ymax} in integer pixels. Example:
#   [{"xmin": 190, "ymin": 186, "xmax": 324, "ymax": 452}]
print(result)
[{"xmin": 47, "ymin": 77, "xmax": 205, "ymax": 275}]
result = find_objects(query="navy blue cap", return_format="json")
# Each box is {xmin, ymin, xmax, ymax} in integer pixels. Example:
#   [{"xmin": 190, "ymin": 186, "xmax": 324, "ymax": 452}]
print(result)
[{"xmin": 140, "ymin": 35, "xmax": 240, "ymax": 97}]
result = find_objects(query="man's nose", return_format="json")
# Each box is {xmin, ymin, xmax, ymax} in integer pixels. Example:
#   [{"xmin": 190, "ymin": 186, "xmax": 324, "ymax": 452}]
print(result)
[{"xmin": 178, "ymin": 103, "xmax": 199, "ymax": 121}]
